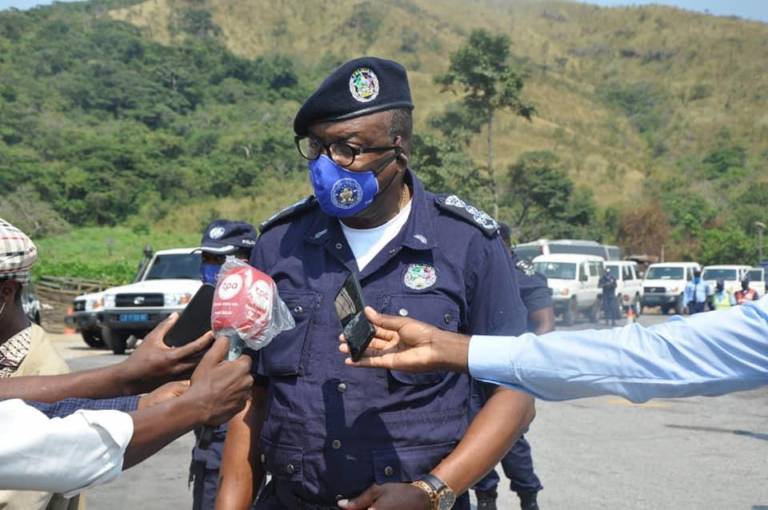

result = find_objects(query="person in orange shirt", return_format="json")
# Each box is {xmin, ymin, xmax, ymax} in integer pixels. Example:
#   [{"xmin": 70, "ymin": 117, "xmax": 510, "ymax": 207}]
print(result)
[{"xmin": 734, "ymin": 279, "xmax": 759, "ymax": 304}]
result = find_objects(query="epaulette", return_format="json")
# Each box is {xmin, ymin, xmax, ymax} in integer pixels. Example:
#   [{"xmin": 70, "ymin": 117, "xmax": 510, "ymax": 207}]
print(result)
[
  {"xmin": 434, "ymin": 194, "xmax": 499, "ymax": 238},
  {"xmin": 513, "ymin": 255, "xmax": 536, "ymax": 277},
  {"xmin": 259, "ymin": 196, "xmax": 318, "ymax": 234}
]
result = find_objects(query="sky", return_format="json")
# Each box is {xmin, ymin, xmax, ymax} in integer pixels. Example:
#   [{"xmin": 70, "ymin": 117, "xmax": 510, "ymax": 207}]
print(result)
[{"xmin": 0, "ymin": 0, "xmax": 765, "ymax": 23}]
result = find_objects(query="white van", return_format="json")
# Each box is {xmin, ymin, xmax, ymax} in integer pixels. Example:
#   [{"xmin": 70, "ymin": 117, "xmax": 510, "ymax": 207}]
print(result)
[
  {"xmin": 701, "ymin": 265, "xmax": 752, "ymax": 300},
  {"xmin": 515, "ymin": 239, "xmax": 620, "ymax": 262},
  {"xmin": 605, "ymin": 261, "xmax": 643, "ymax": 315},
  {"xmin": 533, "ymin": 254, "xmax": 604, "ymax": 326},
  {"xmin": 642, "ymin": 262, "xmax": 700, "ymax": 315},
  {"xmin": 747, "ymin": 267, "xmax": 766, "ymax": 296}
]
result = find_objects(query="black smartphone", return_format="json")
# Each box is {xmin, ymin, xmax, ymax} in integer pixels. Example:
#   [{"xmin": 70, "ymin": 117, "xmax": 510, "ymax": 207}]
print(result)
[
  {"xmin": 335, "ymin": 273, "xmax": 375, "ymax": 362},
  {"xmin": 164, "ymin": 284, "xmax": 215, "ymax": 347}
]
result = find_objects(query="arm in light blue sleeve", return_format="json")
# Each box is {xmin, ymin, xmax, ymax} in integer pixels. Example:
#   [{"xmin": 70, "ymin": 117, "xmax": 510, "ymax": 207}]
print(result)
[{"xmin": 468, "ymin": 296, "xmax": 768, "ymax": 403}]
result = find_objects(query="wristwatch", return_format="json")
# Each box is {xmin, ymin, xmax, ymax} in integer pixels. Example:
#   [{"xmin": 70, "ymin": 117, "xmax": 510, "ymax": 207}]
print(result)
[{"xmin": 411, "ymin": 473, "xmax": 456, "ymax": 510}]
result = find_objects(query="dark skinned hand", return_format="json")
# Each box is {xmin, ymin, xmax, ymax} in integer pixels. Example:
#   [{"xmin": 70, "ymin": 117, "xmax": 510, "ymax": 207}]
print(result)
[{"xmin": 338, "ymin": 482, "xmax": 430, "ymax": 510}]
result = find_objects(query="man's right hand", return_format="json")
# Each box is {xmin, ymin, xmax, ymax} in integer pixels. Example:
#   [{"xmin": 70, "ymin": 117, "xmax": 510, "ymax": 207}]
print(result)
[
  {"xmin": 118, "ymin": 313, "xmax": 215, "ymax": 395},
  {"xmin": 187, "ymin": 337, "xmax": 254, "ymax": 425},
  {"xmin": 338, "ymin": 307, "xmax": 470, "ymax": 374}
]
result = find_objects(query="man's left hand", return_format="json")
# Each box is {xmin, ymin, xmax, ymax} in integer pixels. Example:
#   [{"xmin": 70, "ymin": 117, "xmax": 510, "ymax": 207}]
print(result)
[
  {"xmin": 338, "ymin": 483, "xmax": 430, "ymax": 510},
  {"xmin": 137, "ymin": 380, "xmax": 190, "ymax": 410}
]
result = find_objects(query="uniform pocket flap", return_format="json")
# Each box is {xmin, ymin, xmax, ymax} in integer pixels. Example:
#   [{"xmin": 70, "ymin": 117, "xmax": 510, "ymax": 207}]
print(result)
[
  {"xmin": 261, "ymin": 437, "xmax": 304, "ymax": 482},
  {"xmin": 258, "ymin": 292, "xmax": 317, "ymax": 376},
  {"xmin": 371, "ymin": 441, "xmax": 457, "ymax": 484}
]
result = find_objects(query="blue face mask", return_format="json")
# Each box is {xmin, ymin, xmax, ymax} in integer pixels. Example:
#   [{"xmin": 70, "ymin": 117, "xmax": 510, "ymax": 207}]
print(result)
[
  {"xmin": 308, "ymin": 153, "xmax": 398, "ymax": 218},
  {"xmin": 200, "ymin": 263, "xmax": 221, "ymax": 285},
  {"xmin": 693, "ymin": 276, "xmax": 701, "ymax": 284}
]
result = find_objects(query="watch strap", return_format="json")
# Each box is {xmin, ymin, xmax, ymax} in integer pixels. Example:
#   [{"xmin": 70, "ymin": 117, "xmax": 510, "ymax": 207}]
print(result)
[
  {"xmin": 420, "ymin": 473, "xmax": 448, "ymax": 493},
  {"xmin": 410, "ymin": 480, "xmax": 438, "ymax": 510}
]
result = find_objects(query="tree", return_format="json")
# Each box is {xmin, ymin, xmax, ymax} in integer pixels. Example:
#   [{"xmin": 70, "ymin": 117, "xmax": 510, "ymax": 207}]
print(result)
[
  {"xmin": 502, "ymin": 151, "xmax": 600, "ymax": 241},
  {"xmin": 411, "ymin": 134, "xmax": 491, "ymax": 209},
  {"xmin": 435, "ymin": 29, "xmax": 534, "ymax": 218},
  {"xmin": 616, "ymin": 204, "xmax": 670, "ymax": 259},
  {"xmin": 699, "ymin": 225, "xmax": 757, "ymax": 266}
]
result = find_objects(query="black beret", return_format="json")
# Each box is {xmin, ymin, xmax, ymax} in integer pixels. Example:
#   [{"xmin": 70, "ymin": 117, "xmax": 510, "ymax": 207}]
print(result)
[{"xmin": 294, "ymin": 56, "xmax": 414, "ymax": 136}]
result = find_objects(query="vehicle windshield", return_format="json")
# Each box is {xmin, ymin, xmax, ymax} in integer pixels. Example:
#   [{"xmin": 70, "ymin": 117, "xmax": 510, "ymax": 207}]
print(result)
[
  {"xmin": 144, "ymin": 253, "xmax": 201, "ymax": 280},
  {"xmin": 533, "ymin": 261, "xmax": 577, "ymax": 280},
  {"xmin": 514, "ymin": 245, "xmax": 541, "ymax": 262},
  {"xmin": 605, "ymin": 264, "xmax": 620, "ymax": 276},
  {"xmin": 748, "ymin": 269, "xmax": 764, "ymax": 282},
  {"xmin": 645, "ymin": 267, "xmax": 684, "ymax": 280},
  {"xmin": 702, "ymin": 268, "xmax": 738, "ymax": 281},
  {"xmin": 549, "ymin": 244, "xmax": 605, "ymax": 258}
]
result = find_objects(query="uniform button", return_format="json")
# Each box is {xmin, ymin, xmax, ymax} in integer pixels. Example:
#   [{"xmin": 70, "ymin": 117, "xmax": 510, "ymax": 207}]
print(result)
[
  {"xmin": 384, "ymin": 466, "xmax": 394, "ymax": 477},
  {"xmin": 285, "ymin": 464, "xmax": 295, "ymax": 474},
  {"xmin": 293, "ymin": 305, "xmax": 303, "ymax": 314},
  {"xmin": 337, "ymin": 382, "xmax": 347, "ymax": 393},
  {"xmin": 335, "ymin": 495, "xmax": 344, "ymax": 501},
  {"xmin": 260, "ymin": 453, "xmax": 266, "ymax": 463},
  {"xmin": 398, "ymin": 308, "xmax": 409, "ymax": 317},
  {"xmin": 336, "ymin": 243, "xmax": 343, "ymax": 250},
  {"xmin": 444, "ymin": 313, "xmax": 453, "ymax": 324},
  {"xmin": 331, "ymin": 439, "xmax": 342, "ymax": 450}
]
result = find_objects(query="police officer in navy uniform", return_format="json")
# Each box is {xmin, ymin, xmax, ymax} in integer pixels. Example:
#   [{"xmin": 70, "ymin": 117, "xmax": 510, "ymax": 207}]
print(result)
[
  {"xmin": 189, "ymin": 219, "xmax": 257, "ymax": 510},
  {"xmin": 218, "ymin": 57, "xmax": 535, "ymax": 510},
  {"xmin": 472, "ymin": 223, "xmax": 549, "ymax": 510}
]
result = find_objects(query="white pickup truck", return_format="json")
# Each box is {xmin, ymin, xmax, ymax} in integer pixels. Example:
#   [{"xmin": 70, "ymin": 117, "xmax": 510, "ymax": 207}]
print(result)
[{"xmin": 100, "ymin": 248, "xmax": 202, "ymax": 354}]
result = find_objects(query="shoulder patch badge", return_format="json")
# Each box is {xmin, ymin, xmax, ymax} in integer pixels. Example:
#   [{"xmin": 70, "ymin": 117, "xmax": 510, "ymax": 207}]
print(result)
[
  {"xmin": 515, "ymin": 258, "xmax": 536, "ymax": 277},
  {"xmin": 404, "ymin": 263, "xmax": 437, "ymax": 290},
  {"xmin": 434, "ymin": 195, "xmax": 499, "ymax": 237},
  {"xmin": 259, "ymin": 196, "xmax": 318, "ymax": 234}
]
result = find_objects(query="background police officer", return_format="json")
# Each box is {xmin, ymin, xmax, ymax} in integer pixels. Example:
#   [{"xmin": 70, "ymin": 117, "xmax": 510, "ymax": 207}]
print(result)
[
  {"xmin": 189, "ymin": 220, "xmax": 257, "ymax": 510},
  {"xmin": 472, "ymin": 223, "xmax": 550, "ymax": 510},
  {"xmin": 218, "ymin": 57, "xmax": 535, "ymax": 510}
]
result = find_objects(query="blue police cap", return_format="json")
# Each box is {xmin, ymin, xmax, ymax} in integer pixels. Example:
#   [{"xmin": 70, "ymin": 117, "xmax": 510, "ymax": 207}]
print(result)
[
  {"xmin": 293, "ymin": 56, "xmax": 414, "ymax": 136},
  {"xmin": 198, "ymin": 220, "xmax": 257, "ymax": 254}
]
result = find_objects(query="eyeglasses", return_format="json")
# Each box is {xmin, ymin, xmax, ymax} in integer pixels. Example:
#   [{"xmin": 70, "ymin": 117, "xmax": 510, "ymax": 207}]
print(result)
[{"xmin": 295, "ymin": 136, "xmax": 399, "ymax": 167}]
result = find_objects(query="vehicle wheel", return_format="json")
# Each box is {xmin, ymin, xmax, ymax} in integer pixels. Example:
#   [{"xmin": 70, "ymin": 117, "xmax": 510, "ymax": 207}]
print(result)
[
  {"xmin": 587, "ymin": 300, "xmax": 600, "ymax": 323},
  {"xmin": 661, "ymin": 305, "xmax": 670, "ymax": 315},
  {"xmin": 563, "ymin": 298, "xmax": 577, "ymax": 326},
  {"xmin": 102, "ymin": 328, "xmax": 129, "ymax": 355},
  {"xmin": 81, "ymin": 331, "xmax": 105, "ymax": 348},
  {"xmin": 673, "ymin": 294, "xmax": 684, "ymax": 315}
]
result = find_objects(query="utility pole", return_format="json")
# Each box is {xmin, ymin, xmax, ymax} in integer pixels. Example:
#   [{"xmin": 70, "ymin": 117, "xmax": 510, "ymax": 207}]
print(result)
[{"xmin": 755, "ymin": 221, "xmax": 766, "ymax": 264}]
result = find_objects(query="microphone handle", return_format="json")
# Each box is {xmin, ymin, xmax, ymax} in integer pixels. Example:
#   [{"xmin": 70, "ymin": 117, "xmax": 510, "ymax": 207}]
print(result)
[{"xmin": 197, "ymin": 334, "xmax": 245, "ymax": 450}]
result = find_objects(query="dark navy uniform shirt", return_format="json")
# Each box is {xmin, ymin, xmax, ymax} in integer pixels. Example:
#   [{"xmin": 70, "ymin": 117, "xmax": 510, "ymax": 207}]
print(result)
[
  {"xmin": 249, "ymin": 169, "xmax": 527, "ymax": 507},
  {"xmin": 512, "ymin": 253, "xmax": 553, "ymax": 314}
]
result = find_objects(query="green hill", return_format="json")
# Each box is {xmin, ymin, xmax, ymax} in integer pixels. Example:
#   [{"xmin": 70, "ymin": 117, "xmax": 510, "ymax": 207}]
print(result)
[{"xmin": 1, "ymin": 0, "xmax": 767, "ymax": 280}]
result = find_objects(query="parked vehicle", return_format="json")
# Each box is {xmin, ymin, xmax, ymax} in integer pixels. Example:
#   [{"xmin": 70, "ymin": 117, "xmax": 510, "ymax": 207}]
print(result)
[
  {"xmin": 747, "ymin": 267, "xmax": 766, "ymax": 296},
  {"xmin": 515, "ymin": 239, "xmax": 620, "ymax": 263},
  {"xmin": 65, "ymin": 291, "xmax": 105, "ymax": 348},
  {"xmin": 533, "ymin": 254, "xmax": 604, "ymax": 326},
  {"xmin": 100, "ymin": 248, "xmax": 202, "ymax": 354},
  {"xmin": 21, "ymin": 285, "xmax": 41, "ymax": 325},
  {"xmin": 701, "ymin": 265, "xmax": 751, "ymax": 302},
  {"xmin": 642, "ymin": 262, "xmax": 700, "ymax": 315},
  {"xmin": 605, "ymin": 261, "xmax": 644, "ymax": 315}
]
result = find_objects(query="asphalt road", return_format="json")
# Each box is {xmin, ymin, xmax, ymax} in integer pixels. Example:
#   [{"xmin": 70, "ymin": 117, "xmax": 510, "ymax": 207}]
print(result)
[{"xmin": 50, "ymin": 311, "xmax": 768, "ymax": 510}]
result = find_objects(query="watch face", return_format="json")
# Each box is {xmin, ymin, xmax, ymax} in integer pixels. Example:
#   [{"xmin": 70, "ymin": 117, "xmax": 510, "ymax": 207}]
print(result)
[{"xmin": 438, "ymin": 490, "xmax": 456, "ymax": 510}]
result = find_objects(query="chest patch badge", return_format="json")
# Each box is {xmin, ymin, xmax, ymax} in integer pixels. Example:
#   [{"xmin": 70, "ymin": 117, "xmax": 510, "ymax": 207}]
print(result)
[{"xmin": 404, "ymin": 263, "xmax": 437, "ymax": 290}]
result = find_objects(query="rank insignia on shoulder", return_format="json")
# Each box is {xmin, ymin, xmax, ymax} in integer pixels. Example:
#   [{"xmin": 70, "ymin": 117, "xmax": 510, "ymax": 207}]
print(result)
[
  {"xmin": 515, "ymin": 258, "xmax": 536, "ymax": 277},
  {"xmin": 435, "ymin": 195, "xmax": 499, "ymax": 237},
  {"xmin": 259, "ymin": 196, "xmax": 318, "ymax": 233}
]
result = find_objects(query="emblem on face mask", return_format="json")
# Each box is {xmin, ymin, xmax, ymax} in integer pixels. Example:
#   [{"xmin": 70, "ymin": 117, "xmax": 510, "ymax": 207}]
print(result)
[
  {"xmin": 404, "ymin": 264, "xmax": 437, "ymax": 290},
  {"xmin": 209, "ymin": 226, "xmax": 226, "ymax": 239},
  {"xmin": 349, "ymin": 67, "xmax": 379, "ymax": 103},
  {"xmin": 331, "ymin": 178, "xmax": 364, "ymax": 209}
]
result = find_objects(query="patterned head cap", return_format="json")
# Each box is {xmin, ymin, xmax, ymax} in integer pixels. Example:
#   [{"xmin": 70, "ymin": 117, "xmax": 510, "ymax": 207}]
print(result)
[{"xmin": 0, "ymin": 218, "xmax": 37, "ymax": 284}]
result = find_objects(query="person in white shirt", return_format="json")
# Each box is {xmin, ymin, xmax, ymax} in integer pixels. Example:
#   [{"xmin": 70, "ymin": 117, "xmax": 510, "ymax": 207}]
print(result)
[{"xmin": 0, "ymin": 334, "xmax": 253, "ymax": 495}]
